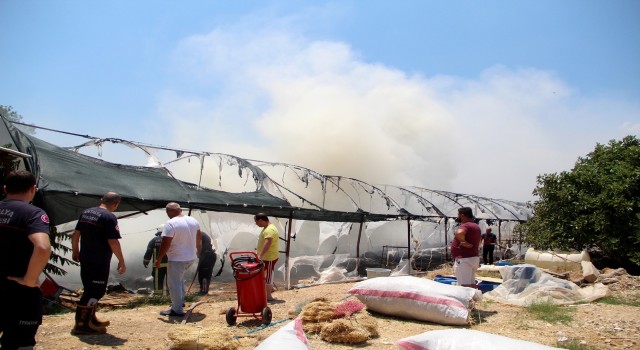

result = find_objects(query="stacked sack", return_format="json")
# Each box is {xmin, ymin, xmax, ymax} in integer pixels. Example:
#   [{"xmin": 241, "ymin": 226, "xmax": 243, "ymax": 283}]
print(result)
[{"xmin": 347, "ymin": 275, "xmax": 482, "ymax": 325}]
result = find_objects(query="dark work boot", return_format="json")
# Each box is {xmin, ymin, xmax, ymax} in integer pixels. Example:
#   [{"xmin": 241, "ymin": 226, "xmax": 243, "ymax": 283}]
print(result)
[
  {"xmin": 91, "ymin": 306, "xmax": 110, "ymax": 327},
  {"xmin": 71, "ymin": 305, "xmax": 107, "ymax": 335}
]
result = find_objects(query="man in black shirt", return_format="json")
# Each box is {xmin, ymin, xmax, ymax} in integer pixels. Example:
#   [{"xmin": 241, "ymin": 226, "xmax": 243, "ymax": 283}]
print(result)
[
  {"xmin": 196, "ymin": 232, "xmax": 217, "ymax": 295},
  {"xmin": 71, "ymin": 192, "xmax": 126, "ymax": 335},
  {"xmin": 481, "ymin": 227, "xmax": 498, "ymax": 265},
  {"xmin": 143, "ymin": 224, "xmax": 168, "ymax": 294},
  {"xmin": 0, "ymin": 170, "xmax": 52, "ymax": 349}
]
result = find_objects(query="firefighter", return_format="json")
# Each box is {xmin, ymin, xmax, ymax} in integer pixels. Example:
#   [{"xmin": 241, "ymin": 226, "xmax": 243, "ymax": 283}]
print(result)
[{"xmin": 143, "ymin": 224, "xmax": 168, "ymax": 294}]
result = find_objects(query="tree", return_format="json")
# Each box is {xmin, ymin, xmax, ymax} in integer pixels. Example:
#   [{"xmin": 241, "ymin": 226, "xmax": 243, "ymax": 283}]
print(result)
[
  {"xmin": 520, "ymin": 136, "xmax": 640, "ymax": 274},
  {"xmin": 0, "ymin": 105, "xmax": 36, "ymax": 134}
]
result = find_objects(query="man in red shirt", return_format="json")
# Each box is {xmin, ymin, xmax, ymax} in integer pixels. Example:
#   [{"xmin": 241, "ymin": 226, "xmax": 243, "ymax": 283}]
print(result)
[{"xmin": 450, "ymin": 207, "xmax": 481, "ymax": 288}]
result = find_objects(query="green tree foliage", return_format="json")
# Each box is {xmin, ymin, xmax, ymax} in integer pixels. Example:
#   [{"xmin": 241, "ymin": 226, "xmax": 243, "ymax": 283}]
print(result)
[
  {"xmin": 520, "ymin": 136, "xmax": 640, "ymax": 272},
  {"xmin": 0, "ymin": 105, "xmax": 36, "ymax": 134}
]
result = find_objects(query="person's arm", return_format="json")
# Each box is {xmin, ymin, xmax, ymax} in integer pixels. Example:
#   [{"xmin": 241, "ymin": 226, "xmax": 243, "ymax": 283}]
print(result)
[
  {"xmin": 143, "ymin": 238, "xmax": 154, "ymax": 267},
  {"xmin": 108, "ymin": 239, "xmax": 126, "ymax": 275},
  {"xmin": 258, "ymin": 237, "xmax": 273, "ymax": 260},
  {"xmin": 71, "ymin": 229, "xmax": 81, "ymax": 262},
  {"xmin": 455, "ymin": 228, "xmax": 472, "ymax": 248},
  {"xmin": 7, "ymin": 232, "xmax": 51, "ymax": 287},
  {"xmin": 155, "ymin": 236, "xmax": 173, "ymax": 268}
]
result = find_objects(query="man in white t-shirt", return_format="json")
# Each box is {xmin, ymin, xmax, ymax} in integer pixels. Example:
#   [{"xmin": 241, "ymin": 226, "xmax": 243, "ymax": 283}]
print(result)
[{"xmin": 155, "ymin": 202, "xmax": 201, "ymax": 317}]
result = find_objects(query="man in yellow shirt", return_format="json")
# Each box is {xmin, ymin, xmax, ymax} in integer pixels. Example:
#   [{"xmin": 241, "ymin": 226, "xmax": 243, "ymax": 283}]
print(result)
[{"xmin": 255, "ymin": 213, "xmax": 280, "ymax": 301}]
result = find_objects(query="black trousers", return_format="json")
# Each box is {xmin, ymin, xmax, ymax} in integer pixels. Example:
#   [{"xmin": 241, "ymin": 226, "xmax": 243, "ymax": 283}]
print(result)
[
  {"xmin": 152, "ymin": 267, "xmax": 167, "ymax": 292},
  {"xmin": 197, "ymin": 251, "xmax": 217, "ymax": 288},
  {"xmin": 482, "ymin": 245, "xmax": 495, "ymax": 264},
  {"xmin": 79, "ymin": 261, "xmax": 111, "ymax": 305},
  {"xmin": 0, "ymin": 279, "xmax": 43, "ymax": 349}
]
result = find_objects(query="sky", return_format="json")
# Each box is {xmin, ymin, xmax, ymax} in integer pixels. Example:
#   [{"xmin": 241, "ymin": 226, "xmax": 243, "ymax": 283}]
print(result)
[{"xmin": 1, "ymin": 0, "xmax": 639, "ymax": 202}]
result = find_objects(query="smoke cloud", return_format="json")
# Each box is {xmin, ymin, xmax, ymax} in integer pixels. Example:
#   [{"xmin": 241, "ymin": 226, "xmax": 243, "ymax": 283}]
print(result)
[{"xmin": 157, "ymin": 13, "xmax": 639, "ymax": 202}]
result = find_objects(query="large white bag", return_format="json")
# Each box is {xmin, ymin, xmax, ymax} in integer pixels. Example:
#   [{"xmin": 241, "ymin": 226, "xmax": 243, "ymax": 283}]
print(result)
[
  {"xmin": 255, "ymin": 318, "xmax": 311, "ymax": 350},
  {"xmin": 396, "ymin": 329, "xmax": 562, "ymax": 350},
  {"xmin": 347, "ymin": 276, "xmax": 481, "ymax": 325}
]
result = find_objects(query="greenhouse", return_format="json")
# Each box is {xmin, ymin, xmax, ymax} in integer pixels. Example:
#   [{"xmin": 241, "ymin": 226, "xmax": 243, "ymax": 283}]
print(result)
[{"xmin": 1, "ymin": 115, "xmax": 532, "ymax": 288}]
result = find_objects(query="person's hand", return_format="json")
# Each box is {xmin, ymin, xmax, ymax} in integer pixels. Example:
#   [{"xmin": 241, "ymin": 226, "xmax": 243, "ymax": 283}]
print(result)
[
  {"xmin": 72, "ymin": 251, "xmax": 80, "ymax": 262},
  {"xmin": 6, "ymin": 276, "xmax": 39, "ymax": 288},
  {"xmin": 143, "ymin": 262, "xmax": 149, "ymax": 268},
  {"xmin": 117, "ymin": 260, "xmax": 126, "ymax": 275},
  {"xmin": 154, "ymin": 260, "xmax": 161, "ymax": 269}
]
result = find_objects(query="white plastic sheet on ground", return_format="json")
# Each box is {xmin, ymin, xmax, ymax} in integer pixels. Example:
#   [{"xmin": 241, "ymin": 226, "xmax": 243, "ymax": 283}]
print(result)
[
  {"xmin": 396, "ymin": 329, "xmax": 562, "ymax": 350},
  {"xmin": 483, "ymin": 264, "xmax": 609, "ymax": 306}
]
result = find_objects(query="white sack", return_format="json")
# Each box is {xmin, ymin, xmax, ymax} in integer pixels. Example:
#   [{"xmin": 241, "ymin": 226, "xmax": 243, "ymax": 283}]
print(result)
[
  {"xmin": 347, "ymin": 276, "xmax": 481, "ymax": 325},
  {"xmin": 396, "ymin": 329, "xmax": 562, "ymax": 350},
  {"xmin": 255, "ymin": 318, "xmax": 311, "ymax": 350}
]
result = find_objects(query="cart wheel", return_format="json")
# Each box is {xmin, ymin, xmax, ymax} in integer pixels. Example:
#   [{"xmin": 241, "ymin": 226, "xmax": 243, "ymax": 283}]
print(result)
[
  {"xmin": 226, "ymin": 307, "xmax": 237, "ymax": 325},
  {"xmin": 261, "ymin": 306, "xmax": 272, "ymax": 325}
]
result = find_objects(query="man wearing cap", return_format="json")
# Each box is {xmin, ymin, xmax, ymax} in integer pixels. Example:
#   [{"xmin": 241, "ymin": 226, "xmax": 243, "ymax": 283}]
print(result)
[
  {"xmin": 143, "ymin": 224, "xmax": 168, "ymax": 294},
  {"xmin": 450, "ymin": 207, "xmax": 482, "ymax": 288}
]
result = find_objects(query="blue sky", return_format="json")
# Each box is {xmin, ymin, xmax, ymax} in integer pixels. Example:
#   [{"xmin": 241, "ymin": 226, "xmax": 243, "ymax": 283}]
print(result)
[{"xmin": 1, "ymin": 0, "xmax": 639, "ymax": 201}]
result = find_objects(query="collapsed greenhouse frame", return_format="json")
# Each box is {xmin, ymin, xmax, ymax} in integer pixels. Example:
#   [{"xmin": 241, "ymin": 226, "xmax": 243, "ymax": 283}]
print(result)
[{"xmin": 1, "ymin": 115, "xmax": 533, "ymax": 288}]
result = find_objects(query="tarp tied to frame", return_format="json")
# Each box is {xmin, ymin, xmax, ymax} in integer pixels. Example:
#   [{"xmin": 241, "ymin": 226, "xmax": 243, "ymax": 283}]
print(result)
[
  {"xmin": 2, "ymin": 119, "xmax": 291, "ymax": 226},
  {"xmin": 1, "ymin": 115, "xmax": 532, "ymax": 227}
]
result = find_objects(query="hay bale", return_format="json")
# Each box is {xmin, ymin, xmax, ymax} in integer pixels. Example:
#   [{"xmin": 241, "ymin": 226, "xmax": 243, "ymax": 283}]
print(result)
[
  {"xmin": 302, "ymin": 321, "xmax": 326, "ymax": 334},
  {"xmin": 353, "ymin": 312, "xmax": 379, "ymax": 338},
  {"xmin": 168, "ymin": 325, "xmax": 240, "ymax": 350},
  {"xmin": 299, "ymin": 299, "xmax": 335, "ymax": 323},
  {"xmin": 319, "ymin": 319, "xmax": 369, "ymax": 344},
  {"xmin": 299, "ymin": 298, "xmax": 337, "ymax": 334}
]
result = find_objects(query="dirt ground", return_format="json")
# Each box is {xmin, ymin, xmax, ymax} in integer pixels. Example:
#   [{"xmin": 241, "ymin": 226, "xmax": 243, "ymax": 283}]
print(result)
[{"xmin": 34, "ymin": 268, "xmax": 640, "ymax": 350}]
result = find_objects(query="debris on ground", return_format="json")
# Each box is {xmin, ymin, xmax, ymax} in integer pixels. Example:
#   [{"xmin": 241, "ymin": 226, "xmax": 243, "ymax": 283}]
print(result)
[
  {"xmin": 168, "ymin": 325, "xmax": 241, "ymax": 350},
  {"xmin": 293, "ymin": 297, "xmax": 378, "ymax": 345}
]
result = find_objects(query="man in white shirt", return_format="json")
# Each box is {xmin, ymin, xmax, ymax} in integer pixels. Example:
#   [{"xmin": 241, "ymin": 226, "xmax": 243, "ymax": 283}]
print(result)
[{"xmin": 155, "ymin": 202, "xmax": 201, "ymax": 317}]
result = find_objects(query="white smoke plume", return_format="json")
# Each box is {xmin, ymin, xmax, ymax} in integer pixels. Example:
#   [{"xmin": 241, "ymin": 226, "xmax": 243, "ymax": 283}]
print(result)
[{"xmin": 157, "ymin": 13, "xmax": 639, "ymax": 202}]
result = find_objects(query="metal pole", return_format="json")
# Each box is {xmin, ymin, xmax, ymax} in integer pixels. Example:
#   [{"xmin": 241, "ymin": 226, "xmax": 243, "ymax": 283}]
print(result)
[
  {"xmin": 285, "ymin": 211, "xmax": 293, "ymax": 290},
  {"xmin": 407, "ymin": 218, "xmax": 411, "ymax": 274},
  {"xmin": 444, "ymin": 217, "xmax": 449, "ymax": 261},
  {"xmin": 355, "ymin": 215, "xmax": 365, "ymax": 276},
  {"xmin": 498, "ymin": 219, "xmax": 502, "ymax": 261}
]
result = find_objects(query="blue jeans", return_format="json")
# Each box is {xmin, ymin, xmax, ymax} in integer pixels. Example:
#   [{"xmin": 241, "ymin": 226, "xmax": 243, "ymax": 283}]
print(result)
[{"xmin": 167, "ymin": 260, "xmax": 194, "ymax": 314}]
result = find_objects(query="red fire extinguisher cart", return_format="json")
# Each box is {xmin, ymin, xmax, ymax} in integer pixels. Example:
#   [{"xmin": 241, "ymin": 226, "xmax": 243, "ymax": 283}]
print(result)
[{"xmin": 226, "ymin": 251, "xmax": 272, "ymax": 325}]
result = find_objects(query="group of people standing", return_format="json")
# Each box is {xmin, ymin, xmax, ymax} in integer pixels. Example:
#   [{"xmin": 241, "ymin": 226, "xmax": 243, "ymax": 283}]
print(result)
[
  {"xmin": 4, "ymin": 171, "xmax": 501, "ymax": 346},
  {"xmin": 1, "ymin": 169, "xmax": 278, "ymax": 348},
  {"xmin": 143, "ymin": 223, "xmax": 217, "ymax": 297}
]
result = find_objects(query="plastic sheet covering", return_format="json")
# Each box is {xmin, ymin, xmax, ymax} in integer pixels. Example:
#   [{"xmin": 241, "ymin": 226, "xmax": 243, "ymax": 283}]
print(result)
[
  {"xmin": 1, "ymin": 116, "xmax": 535, "ymax": 288},
  {"xmin": 397, "ymin": 329, "xmax": 562, "ymax": 350},
  {"xmin": 484, "ymin": 265, "xmax": 609, "ymax": 306}
]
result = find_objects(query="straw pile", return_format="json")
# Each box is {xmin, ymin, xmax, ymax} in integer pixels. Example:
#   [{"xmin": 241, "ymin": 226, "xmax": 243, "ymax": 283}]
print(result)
[
  {"xmin": 294, "ymin": 297, "xmax": 379, "ymax": 345},
  {"xmin": 168, "ymin": 325, "xmax": 240, "ymax": 350}
]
